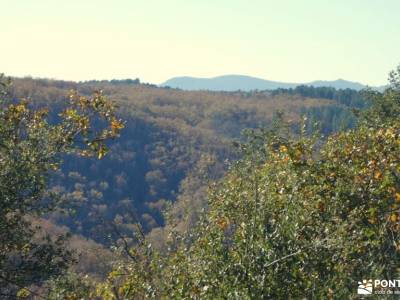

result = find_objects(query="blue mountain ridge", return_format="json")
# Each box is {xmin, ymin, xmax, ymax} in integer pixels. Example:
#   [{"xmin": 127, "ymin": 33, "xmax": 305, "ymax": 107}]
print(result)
[{"xmin": 161, "ymin": 75, "xmax": 383, "ymax": 91}]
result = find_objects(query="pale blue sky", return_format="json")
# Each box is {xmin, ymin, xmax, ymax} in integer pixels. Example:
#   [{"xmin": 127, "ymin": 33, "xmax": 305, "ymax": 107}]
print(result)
[{"xmin": 1, "ymin": 0, "xmax": 399, "ymax": 85}]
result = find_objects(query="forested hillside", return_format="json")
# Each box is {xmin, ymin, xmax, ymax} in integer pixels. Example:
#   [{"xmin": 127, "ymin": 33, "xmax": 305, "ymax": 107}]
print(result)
[
  {"xmin": 51, "ymin": 67, "xmax": 398, "ymax": 299},
  {"xmin": 4, "ymin": 68, "xmax": 400, "ymax": 298},
  {"xmin": 3, "ymin": 0, "xmax": 399, "ymax": 297},
  {"xmin": 9, "ymin": 78, "xmax": 366, "ymax": 245}
]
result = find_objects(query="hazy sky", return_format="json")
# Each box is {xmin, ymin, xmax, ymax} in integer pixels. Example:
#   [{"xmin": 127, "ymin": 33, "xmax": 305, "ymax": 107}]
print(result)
[{"xmin": 1, "ymin": 0, "xmax": 399, "ymax": 85}]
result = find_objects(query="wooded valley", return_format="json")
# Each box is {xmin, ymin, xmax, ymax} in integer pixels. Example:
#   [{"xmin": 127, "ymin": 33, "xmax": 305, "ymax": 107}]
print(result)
[{"xmin": 2, "ymin": 69, "xmax": 400, "ymax": 298}]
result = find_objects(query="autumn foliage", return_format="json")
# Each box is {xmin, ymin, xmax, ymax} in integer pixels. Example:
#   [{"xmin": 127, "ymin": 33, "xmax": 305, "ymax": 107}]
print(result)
[{"xmin": 90, "ymin": 68, "xmax": 400, "ymax": 299}]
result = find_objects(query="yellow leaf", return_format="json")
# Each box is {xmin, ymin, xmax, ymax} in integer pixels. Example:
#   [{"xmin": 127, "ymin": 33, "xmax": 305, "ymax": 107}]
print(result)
[
  {"xmin": 109, "ymin": 270, "xmax": 120, "ymax": 279},
  {"xmin": 16, "ymin": 288, "xmax": 30, "ymax": 298},
  {"xmin": 279, "ymin": 145, "xmax": 288, "ymax": 152},
  {"xmin": 111, "ymin": 118, "xmax": 124, "ymax": 134},
  {"xmin": 390, "ymin": 214, "xmax": 398, "ymax": 223},
  {"xmin": 374, "ymin": 170, "xmax": 382, "ymax": 180},
  {"xmin": 15, "ymin": 104, "xmax": 27, "ymax": 113},
  {"xmin": 216, "ymin": 217, "xmax": 229, "ymax": 230},
  {"xmin": 395, "ymin": 192, "xmax": 400, "ymax": 203},
  {"xmin": 386, "ymin": 128, "xmax": 395, "ymax": 138}
]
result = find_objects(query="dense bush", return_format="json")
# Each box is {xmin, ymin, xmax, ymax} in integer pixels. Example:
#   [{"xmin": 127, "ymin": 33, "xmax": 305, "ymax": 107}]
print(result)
[
  {"xmin": 0, "ymin": 76, "xmax": 123, "ymax": 298},
  {"xmin": 91, "ymin": 67, "xmax": 400, "ymax": 299}
]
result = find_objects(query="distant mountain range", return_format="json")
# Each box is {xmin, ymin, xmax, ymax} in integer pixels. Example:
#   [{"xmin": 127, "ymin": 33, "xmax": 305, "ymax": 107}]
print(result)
[{"xmin": 161, "ymin": 75, "xmax": 383, "ymax": 91}]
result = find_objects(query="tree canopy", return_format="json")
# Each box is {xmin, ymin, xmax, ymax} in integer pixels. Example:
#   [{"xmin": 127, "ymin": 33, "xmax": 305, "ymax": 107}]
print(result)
[
  {"xmin": 2, "ymin": 65, "xmax": 399, "ymax": 298},
  {"xmin": 0, "ymin": 75, "xmax": 123, "ymax": 298},
  {"xmin": 88, "ymin": 67, "xmax": 400, "ymax": 299}
]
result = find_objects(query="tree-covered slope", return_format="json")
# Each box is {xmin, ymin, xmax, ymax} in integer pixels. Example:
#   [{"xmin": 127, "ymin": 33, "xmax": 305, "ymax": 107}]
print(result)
[
  {"xmin": 89, "ymin": 67, "xmax": 400, "ymax": 300},
  {"xmin": 10, "ymin": 78, "xmax": 367, "ymax": 245}
]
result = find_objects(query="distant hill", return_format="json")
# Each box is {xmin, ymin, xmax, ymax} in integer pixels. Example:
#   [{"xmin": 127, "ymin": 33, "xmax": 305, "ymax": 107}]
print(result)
[
  {"xmin": 161, "ymin": 75, "xmax": 376, "ymax": 91},
  {"xmin": 307, "ymin": 79, "xmax": 366, "ymax": 90}
]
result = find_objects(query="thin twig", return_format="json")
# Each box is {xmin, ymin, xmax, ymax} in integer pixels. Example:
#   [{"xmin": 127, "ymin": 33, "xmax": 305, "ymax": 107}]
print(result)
[
  {"xmin": 109, "ymin": 222, "xmax": 137, "ymax": 262},
  {"xmin": 0, "ymin": 274, "xmax": 46, "ymax": 300},
  {"xmin": 264, "ymin": 250, "xmax": 302, "ymax": 268}
]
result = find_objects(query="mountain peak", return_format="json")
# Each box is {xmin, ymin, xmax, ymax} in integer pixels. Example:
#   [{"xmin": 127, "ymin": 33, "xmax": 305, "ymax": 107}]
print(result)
[{"xmin": 161, "ymin": 75, "xmax": 372, "ymax": 91}]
